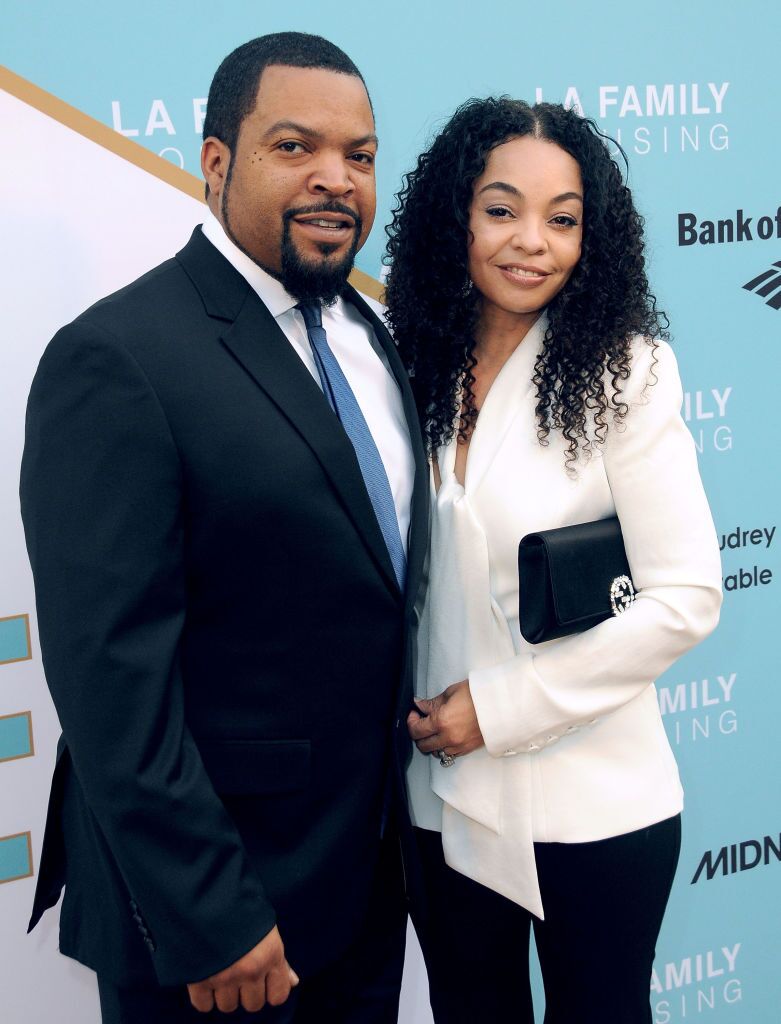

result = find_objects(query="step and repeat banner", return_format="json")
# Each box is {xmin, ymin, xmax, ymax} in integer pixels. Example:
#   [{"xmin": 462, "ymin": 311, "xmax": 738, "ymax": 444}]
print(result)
[{"xmin": 1, "ymin": 3, "xmax": 779, "ymax": 1022}]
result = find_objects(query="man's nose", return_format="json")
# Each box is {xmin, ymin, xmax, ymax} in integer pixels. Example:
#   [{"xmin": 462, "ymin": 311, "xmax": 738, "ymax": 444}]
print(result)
[{"xmin": 308, "ymin": 153, "xmax": 355, "ymax": 196}]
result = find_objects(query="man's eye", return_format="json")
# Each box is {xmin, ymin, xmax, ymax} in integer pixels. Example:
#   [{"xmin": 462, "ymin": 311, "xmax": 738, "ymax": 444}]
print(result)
[
  {"xmin": 278, "ymin": 141, "xmax": 306, "ymax": 154},
  {"xmin": 351, "ymin": 152, "xmax": 375, "ymax": 166}
]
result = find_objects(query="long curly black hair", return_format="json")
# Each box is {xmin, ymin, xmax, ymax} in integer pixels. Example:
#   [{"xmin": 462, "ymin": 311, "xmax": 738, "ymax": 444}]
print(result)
[{"xmin": 384, "ymin": 98, "xmax": 669, "ymax": 466}]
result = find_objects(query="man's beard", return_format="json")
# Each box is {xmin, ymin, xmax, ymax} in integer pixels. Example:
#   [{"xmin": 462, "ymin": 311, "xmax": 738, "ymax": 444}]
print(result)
[
  {"xmin": 222, "ymin": 175, "xmax": 361, "ymax": 305},
  {"xmin": 277, "ymin": 204, "xmax": 361, "ymax": 305}
]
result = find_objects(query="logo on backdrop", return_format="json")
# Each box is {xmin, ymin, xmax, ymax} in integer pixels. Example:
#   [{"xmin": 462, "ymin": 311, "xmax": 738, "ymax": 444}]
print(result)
[
  {"xmin": 683, "ymin": 386, "xmax": 733, "ymax": 455},
  {"xmin": 676, "ymin": 211, "xmax": 781, "ymax": 311},
  {"xmin": 110, "ymin": 97, "xmax": 207, "ymax": 169},
  {"xmin": 652, "ymin": 942, "xmax": 743, "ymax": 1023},
  {"xmin": 742, "ymin": 260, "xmax": 781, "ymax": 311},
  {"xmin": 658, "ymin": 669, "xmax": 737, "ymax": 747},
  {"xmin": 678, "ymin": 208, "xmax": 781, "ymax": 246},
  {"xmin": 534, "ymin": 81, "xmax": 730, "ymax": 157},
  {"xmin": 719, "ymin": 523, "xmax": 776, "ymax": 593},
  {"xmin": 691, "ymin": 834, "xmax": 781, "ymax": 883},
  {"xmin": 110, "ymin": 81, "xmax": 732, "ymax": 169}
]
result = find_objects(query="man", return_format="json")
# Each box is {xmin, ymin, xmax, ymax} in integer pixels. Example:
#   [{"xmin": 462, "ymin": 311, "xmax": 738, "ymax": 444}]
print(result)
[{"xmin": 21, "ymin": 32, "xmax": 427, "ymax": 1023}]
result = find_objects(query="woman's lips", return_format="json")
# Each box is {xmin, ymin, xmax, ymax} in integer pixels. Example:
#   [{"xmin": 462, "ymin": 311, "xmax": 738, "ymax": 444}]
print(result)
[{"xmin": 498, "ymin": 264, "xmax": 552, "ymax": 288}]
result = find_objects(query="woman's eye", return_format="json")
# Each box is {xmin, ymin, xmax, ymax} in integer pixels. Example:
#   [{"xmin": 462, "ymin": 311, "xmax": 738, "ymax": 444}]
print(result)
[
  {"xmin": 550, "ymin": 215, "xmax": 578, "ymax": 227},
  {"xmin": 486, "ymin": 206, "xmax": 512, "ymax": 218}
]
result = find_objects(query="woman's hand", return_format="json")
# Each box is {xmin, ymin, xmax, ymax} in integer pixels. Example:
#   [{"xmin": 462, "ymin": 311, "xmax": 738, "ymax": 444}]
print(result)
[{"xmin": 407, "ymin": 680, "xmax": 485, "ymax": 759}]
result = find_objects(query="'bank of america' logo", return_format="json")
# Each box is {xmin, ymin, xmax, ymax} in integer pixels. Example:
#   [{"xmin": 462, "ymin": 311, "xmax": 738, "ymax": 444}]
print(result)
[{"xmin": 743, "ymin": 261, "xmax": 781, "ymax": 310}]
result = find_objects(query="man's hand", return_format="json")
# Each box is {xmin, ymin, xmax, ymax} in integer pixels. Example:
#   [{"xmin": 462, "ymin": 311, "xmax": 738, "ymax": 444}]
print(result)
[
  {"xmin": 187, "ymin": 925, "xmax": 299, "ymax": 1014},
  {"xmin": 407, "ymin": 680, "xmax": 485, "ymax": 759}
]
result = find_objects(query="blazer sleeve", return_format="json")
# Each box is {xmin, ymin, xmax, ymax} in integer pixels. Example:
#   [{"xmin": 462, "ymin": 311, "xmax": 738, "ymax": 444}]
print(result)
[
  {"xmin": 468, "ymin": 339, "xmax": 723, "ymax": 757},
  {"xmin": 20, "ymin": 320, "xmax": 276, "ymax": 986}
]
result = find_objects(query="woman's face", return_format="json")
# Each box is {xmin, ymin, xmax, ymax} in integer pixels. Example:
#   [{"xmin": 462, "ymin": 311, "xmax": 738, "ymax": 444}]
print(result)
[{"xmin": 467, "ymin": 135, "xmax": 583, "ymax": 327}]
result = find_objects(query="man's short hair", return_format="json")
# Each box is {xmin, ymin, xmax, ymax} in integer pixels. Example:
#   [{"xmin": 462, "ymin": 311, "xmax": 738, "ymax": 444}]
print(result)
[{"xmin": 203, "ymin": 32, "xmax": 368, "ymax": 155}]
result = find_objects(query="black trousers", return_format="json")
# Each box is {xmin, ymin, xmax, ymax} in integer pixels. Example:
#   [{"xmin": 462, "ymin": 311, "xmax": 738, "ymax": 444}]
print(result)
[
  {"xmin": 97, "ymin": 835, "xmax": 407, "ymax": 1024},
  {"xmin": 415, "ymin": 816, "xmax": 681, "ymax": 1024}
]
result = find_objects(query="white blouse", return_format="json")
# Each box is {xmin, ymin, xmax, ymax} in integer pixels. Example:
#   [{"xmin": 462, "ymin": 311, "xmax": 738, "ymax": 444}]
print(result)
[{"xmin": 407, "ymin": 317, "xmax": 722, "ymax": 918}]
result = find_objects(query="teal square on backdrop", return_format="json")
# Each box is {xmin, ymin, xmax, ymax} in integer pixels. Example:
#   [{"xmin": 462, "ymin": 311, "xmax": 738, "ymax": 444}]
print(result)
[
  {"xmin": 0, "ymin": 834, "xmax": 32, "ymax": 884},
  {"xmin": 0, "ymin": 616, "xmax": 31, "ymax": 665},
  {"xmin": 0, "ymin": 713, "xmax": 33, "ymax": 762}
]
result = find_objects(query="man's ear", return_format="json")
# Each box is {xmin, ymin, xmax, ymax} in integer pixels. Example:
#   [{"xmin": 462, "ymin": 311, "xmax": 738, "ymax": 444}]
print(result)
[{"xmin": 201, "ymin": 137, "xmax": 231, "ymax": 202}]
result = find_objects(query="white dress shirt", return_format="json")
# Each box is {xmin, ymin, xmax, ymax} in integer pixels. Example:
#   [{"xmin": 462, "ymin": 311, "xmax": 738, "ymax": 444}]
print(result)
[{"xmin": 201, "ymin": 210, "xmax": 414, "ymax": 554}]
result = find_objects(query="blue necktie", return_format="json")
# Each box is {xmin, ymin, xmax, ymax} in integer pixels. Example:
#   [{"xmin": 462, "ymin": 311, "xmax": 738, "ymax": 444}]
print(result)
[{"xmin": 297, "ymin": 302, "xmax": 407, "ymax": 592}]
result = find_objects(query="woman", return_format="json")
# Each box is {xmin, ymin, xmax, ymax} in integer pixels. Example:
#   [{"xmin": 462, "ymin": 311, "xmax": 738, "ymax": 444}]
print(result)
[{"xmin": 384, "ymin": 100, "xmax": 722, "ymax": 1023}]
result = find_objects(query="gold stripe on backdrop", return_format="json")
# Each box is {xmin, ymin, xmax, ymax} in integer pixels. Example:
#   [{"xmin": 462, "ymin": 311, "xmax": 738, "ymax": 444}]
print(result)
[{"xmin": 0, "ymin": 66, "xmax": 384, "ymax": 301}]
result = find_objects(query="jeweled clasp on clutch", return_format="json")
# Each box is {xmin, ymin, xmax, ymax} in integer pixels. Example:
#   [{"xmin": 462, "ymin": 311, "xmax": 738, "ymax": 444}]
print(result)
[{"xmin": 610, "ymin": 574, "xmax": 636, "ymax": 615}]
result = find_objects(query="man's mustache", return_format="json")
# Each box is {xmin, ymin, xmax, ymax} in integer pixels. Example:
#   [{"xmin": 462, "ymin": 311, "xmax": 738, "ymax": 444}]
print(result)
[{"xmin": 283, "ymin": 203, "xmax": 362, "ymax": 233}]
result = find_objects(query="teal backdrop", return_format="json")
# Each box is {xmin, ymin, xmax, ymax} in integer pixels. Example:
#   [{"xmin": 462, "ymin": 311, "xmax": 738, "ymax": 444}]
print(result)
[{"xmin": 2, "ymin": 3, "xmax": 779, "ymax": 1021}]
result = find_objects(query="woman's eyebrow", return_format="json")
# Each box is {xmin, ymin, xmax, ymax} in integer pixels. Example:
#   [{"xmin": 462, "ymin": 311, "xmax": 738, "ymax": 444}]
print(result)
[
  {"xmin": 477, "ymin": 181, "xmax": 521, "ymax": 198},
  {"xmin": 477, "ymin": 182, "xmax": 584, "ymax": 204}
]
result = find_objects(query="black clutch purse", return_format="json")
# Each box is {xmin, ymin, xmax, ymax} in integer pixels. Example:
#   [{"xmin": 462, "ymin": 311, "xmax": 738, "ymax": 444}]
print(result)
[{"xmin": 518, "ymin": 516, "xmax": 636, "ymax": 644}]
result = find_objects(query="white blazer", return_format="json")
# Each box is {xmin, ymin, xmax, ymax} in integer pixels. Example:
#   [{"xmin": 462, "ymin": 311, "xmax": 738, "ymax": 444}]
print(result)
[{"xmin": 407, "ymin": 319, "xmax": 723, "ymax": 917}]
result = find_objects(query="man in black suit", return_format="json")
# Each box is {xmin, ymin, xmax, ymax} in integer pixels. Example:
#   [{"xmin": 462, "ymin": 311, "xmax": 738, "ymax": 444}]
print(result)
[{"xmin": 21, "ymin": 32, "xmax": 427, "ymax": 1023}]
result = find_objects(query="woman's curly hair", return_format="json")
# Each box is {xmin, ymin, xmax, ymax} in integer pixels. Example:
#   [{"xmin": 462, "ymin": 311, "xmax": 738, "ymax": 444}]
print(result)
[{"xmin": 384, "ymin": 98, "xmax": 669, "ymax": 466}]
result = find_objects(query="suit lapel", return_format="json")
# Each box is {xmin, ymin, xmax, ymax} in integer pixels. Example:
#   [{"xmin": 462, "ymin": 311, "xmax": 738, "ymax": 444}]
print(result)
[
  {"xmin": 176, "ymin": 229, "xmax": 401, "ymax": 601},
  {"xmin": 344, "ymin": 287, "xmax": 430, "ymax": 616}
]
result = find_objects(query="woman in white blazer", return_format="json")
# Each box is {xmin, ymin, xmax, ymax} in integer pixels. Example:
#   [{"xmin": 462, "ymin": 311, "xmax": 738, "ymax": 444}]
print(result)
[{"xmin": 385, "ymin": 99, "xmax": 722, "ymax": 1023}]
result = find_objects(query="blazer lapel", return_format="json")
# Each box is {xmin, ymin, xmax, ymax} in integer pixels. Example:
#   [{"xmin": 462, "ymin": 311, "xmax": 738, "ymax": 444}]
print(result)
[
  {"xmin": 344, "ymin": 287, "xmax": 430, "ymax": 616},
  {"xmin": 176, "ymin": 229, "xmax": 401, "ymax": 601},
  {"xmin": 464, "ymin": 315, "xmax": 546, "ymax": 495}
]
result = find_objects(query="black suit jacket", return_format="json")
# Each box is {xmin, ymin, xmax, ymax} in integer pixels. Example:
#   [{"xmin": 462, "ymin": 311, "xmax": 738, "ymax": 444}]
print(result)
[{"xmin": 20, "ymin": 227, "xmax": 428, "ymax": 987}]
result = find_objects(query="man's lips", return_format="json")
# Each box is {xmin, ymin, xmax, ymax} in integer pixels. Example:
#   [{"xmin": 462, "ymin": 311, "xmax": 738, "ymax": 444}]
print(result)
[
  {"xmin": 290, "ymin": 213, "xmax": 358, "ymax": 244},
  {"xmin": 292, "ymin": 213, "xmax": 356, "ymax": 229},
  {"xmin": 290, "ymin": 211, "xmax": 358, "ymax": 235}
]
